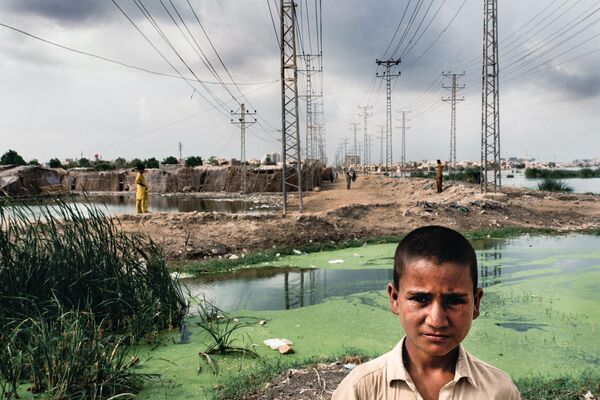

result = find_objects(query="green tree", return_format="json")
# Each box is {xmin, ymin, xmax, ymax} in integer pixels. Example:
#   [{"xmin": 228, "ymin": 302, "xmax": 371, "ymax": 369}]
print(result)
[
  {"xmin": 208, "ymin": 156, "xmax": 219, "ymax": 166},
  {"xmin": 114, "ymin": 157, "xmax": 127, "ymax": 168},
  {"xmin": 185, "ymin": 156, "xmax": 203, "ymax": 167},
  {"xmin": 0, "ymin": 150, "xmax": 26, "ymax": 165},
  {"xmin": 162, "ymin": 156, "xmax": 179, "ymax": 165},
  {"xmin": 78, "ymin": 158, "xmax": 90, "ymax": 168},
  {"xmin": 48, "ymin": 158, "xmax": 63, "ymax": 168},
  {"xmin": 94, "ymin": 161, "xmax": 114, "ymax": 171},
  {"xmin": 127, "ymin": 158, "xmax": 143, "ymax": 168},
  {"xmin": 144, "ymin": 157, "xmax": 159, "ymax": 169},
  {"xmin": 28, "ymin": 159, "xmax": 40, "ymax": 165}
]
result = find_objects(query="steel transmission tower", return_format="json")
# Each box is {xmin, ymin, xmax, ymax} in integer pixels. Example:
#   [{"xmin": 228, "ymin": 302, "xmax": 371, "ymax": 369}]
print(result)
[
  {"xmin": 442, "ymin": 72, "xmax": 465, "ymax": 173},
  {"xmin": 349, "ymin": 122, "xmax": 359, "ymax": 165},
  {"xmin": 358, "ymin": 105, "xmax": 372, "ymax": 166},
  {"xmin": 299, "ymin": 54, "xmax": 322, "ymax": 161},
  {"xmin": 376, "ymin": 59, "xmax": 401, "ymax": 174},
  {"xmin": 280, "ymin": 0, "xmax": 303, "ymax": 214},
  {"xmin": 377, "ymin": 125, "xmax": 385, "ymax": 167},
  {"xmin": 397, "ymin": 110, "xmax": 411, "ymax": 177},
  {"xmin": 231, "ymin": 104, "xmax": 256, "ymax": 193},
  {"xmin": 481, "ymin": 0, "xmax": 501, "ymax": 192}
]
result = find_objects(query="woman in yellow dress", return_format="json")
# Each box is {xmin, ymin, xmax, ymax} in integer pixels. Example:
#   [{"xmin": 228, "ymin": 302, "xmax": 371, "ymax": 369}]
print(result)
[{"xmin": 135, "ymin": 164, "xmax": 149, "ymax": 213}]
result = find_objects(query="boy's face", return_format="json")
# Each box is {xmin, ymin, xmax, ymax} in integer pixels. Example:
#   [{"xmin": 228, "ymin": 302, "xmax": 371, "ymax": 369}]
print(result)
[{"xmin": 387, "ymin": 258, "xmax": 483, "ymax": 359}]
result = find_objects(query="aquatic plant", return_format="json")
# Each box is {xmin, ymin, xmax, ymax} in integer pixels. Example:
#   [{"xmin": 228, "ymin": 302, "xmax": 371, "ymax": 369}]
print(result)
[
  {"xmin": 537, "ymin": 178, "xmax": 574, "ymax": 193},
  {"xmin": 195, "ymin": 298, "xmax": 259, "ymax": 358},
  {"xmin": 0, "ymin": 197, "xmax": 187, "ymax": 397},
  {"xmin": 525, "ymin": 167, "xmax": 600, "ymax": 179}
]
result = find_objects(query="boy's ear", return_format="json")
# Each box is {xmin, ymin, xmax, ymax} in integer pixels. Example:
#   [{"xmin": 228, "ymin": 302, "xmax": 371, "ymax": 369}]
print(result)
[
  {"xmin": 473, "ymin": 288, "xmax": 484, "ymax": 320},
  {"xmin": 387, "ymin": 283, "xmax": 400, "ymax": 315}
]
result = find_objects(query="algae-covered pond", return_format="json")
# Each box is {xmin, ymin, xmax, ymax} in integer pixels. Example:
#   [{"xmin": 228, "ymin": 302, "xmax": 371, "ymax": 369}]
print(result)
[{"xmin": 139, "ymin": 234, "xmax": 600, "ymax": 399}]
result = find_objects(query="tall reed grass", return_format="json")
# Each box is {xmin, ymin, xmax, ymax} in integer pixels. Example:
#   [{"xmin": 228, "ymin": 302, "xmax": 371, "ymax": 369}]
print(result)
[{"xmin": 0, "ymin": 197, "xmax": 187, "ymax": 398}]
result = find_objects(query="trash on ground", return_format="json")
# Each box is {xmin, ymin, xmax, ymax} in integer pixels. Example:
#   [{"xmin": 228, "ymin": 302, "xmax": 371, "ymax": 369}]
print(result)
[{"xmin": 328, "ymin": 259, "xmax": 344, "ymax": 264}]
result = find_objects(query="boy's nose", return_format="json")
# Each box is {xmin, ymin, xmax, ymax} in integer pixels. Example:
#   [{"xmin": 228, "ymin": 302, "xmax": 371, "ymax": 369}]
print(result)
[{"xmin": 426, "ymin": 301, "xmax": 449, "ymax": 329}]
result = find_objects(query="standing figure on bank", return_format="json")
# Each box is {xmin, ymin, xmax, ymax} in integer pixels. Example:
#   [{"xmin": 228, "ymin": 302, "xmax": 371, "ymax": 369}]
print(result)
[
  {"xmin": 436, "ymin": 159, "xmax": 445, "ymax": 193},
  {"xmin": 135, "ymin": 164, "xmax": 149, "ymax": 213},
  {"xmin": 346, "ymin": 171, "xmax": 352, "ymax": 190}
]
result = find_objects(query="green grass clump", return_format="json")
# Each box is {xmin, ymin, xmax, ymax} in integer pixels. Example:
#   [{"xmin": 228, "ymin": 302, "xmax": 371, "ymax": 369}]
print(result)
[
  {"xmin": 537, "ymin": 178, "xmax": 574, "ymax": 193},
  {"xmin": 0, "ymin": 197, "xmax": 187, "ymax": 398},
  {"xmin": 516, "ymin": 371, "xmax": 600, "ymax": 399}
]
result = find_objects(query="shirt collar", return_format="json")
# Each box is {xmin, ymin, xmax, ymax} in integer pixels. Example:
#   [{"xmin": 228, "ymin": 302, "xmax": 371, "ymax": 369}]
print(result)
[{"xmin": 386, "ymin": 337, "xmax": 479, "ymax": 390}]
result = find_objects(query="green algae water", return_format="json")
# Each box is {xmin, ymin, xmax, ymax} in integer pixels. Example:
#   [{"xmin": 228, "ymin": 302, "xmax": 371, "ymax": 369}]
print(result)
[{"xmin": 138, "ymin": 234, "xmax": 600, "ymax": 399}]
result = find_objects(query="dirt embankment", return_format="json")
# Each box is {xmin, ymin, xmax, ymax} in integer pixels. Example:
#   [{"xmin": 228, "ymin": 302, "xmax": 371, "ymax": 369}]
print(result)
[{"xmin": 116, "ymin": 175, "xmax": 600, "ymax": 262}]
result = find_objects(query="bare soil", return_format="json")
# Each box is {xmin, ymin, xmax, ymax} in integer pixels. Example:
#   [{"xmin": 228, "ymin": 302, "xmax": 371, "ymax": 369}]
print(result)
[{"xmin": 116, "ymin": 176, "xmax": 600, "ymax": 262}]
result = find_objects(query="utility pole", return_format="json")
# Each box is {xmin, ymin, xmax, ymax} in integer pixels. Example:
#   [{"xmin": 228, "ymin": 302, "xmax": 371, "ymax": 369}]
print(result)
[
  {"xmin": 178, "ymin": 142, "xmax": 183, "ymax": 165},
  {"xmin": 231, "ymin": 103, "xmax": 256, "ymax": 193},
  {"xmin": 481, "ymin": 0, "xmax": 501, "ymax": 192},
  {"xmin": 366, "ymin": 134, "xmax": 373, "ymax": 167},
  {"xmin": 349, "ymin": 122, "xmax": 359, "ymax": 165},
  {"xmin": 376, "ymin": 59, "xmax": 401, "ymax": 175},
  {"xmin": 280, "ymin": 0, "xmax": 303, "ymax": 213},
  {"xmin": 377, "ymin": 125, "xmax": 385, "ymax": 168},
  {"xmin": 342, "ymin": 138, "xmax": 350, "ymax": 168},
  {"xmin": 442, "ymin": 72, "xmax": 465, "ymax": 173},
  {"xmin": 397, "ymin": 110, "xmax": 411, "ymax": 177},
  {"xmin": 358, "ymin": 105, "xmax": 372, "ymax": 168}
]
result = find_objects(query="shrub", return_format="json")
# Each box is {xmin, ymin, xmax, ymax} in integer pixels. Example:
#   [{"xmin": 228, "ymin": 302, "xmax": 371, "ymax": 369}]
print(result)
[
  {"xmin": 48, "ymin": 158, "xmax": 63, "ymax": 168},
  {"xmin": 185, "ymin": 156, "xmax": 203, "ymax": 167},
  {"xmin": 162, "ymin": 156, "xmax": 179, "ymax": 165},
  {"xmin": 537, "ymin": 178, "xmax": 573, "ymax": 193},
  {"xmin": 144, "ymin": 157, "xmax": 159, "ymax": 169},
  {"xmin": 0, "ymin": 198, "xmax": 187, "ymax": 397},
  {"xmin": 0, "ymin": 150, "xmax": 26, "ymax": 166}
]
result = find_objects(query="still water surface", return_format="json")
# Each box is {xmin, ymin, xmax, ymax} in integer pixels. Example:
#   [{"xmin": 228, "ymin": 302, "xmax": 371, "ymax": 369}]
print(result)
[
  {"xmin": 501, "ymin": 170, "xmax": 600, "ymax": 193},
  {"xmin": 183, "ymin": 235, "xmax": 600, "ymax": 311},
  {"xmin": 8, "ymin": 194, "xmax": 278, "ymax": 217}
]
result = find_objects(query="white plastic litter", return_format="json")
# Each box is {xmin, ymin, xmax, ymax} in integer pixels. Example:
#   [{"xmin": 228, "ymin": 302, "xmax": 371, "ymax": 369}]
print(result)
[
  {"xmin": 263, "ymin": 338, "xmax": 294, "ymax": 350},
  {"xmin": 328, "ymin": 259, "xmax": 344, "ymax": 264}
]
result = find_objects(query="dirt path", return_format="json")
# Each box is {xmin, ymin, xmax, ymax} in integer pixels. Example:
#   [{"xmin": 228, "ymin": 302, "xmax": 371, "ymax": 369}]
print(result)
[{"xmin": 116, "ymin": 176, "xmax": 600, "ymax": 262}]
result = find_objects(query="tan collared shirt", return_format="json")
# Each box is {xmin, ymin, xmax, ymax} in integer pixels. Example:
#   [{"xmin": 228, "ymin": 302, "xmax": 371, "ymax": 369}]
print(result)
[{"xmin": 332, "ymin": 338, "xmax": 521, "ymax": 400}]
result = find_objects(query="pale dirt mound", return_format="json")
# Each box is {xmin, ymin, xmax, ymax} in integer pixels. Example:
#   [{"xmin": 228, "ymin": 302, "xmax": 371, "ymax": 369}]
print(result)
[{"xmin": 116, "ymin": 176, "xmax": 600, "ymax": 262}]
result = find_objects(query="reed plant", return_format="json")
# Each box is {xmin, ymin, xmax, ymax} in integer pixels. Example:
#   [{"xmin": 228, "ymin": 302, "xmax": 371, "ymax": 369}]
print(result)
[
  {"xmin": 537, "ymin": 178, "xmax": 574, "ymax": 193},
  {"xmin": 0, "ymin": 197, "xmax": 187, "ymax": 398}
]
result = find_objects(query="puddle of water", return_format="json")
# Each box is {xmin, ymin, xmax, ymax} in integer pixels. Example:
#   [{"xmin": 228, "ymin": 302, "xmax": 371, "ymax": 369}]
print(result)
[
  {"xmin": 494, "ymin": 322, "xmax": 548, "ymax": 332},
  {"xmin": 183, "ymin": 235, "xmax": 600, "ymax": 312},
  {"xmin": 2, "ymin": 194, "xmax": 278, "ymax": 218}
]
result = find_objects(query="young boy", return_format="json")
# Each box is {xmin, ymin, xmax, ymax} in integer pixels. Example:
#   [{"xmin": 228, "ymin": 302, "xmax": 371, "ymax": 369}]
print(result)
[{"xmin": 333, "ymin": 226, "xmax": 521, "ymax": 400}]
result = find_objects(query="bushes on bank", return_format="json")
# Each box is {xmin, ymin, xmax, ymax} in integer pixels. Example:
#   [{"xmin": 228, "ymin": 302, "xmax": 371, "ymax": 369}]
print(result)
[
  {"xmin": 537, "ymin": 178, "xmax": 573, "ymax": 193},
  {"xmin": 0, "ymin": 198, "xmax": 187, "ymax": 398}
]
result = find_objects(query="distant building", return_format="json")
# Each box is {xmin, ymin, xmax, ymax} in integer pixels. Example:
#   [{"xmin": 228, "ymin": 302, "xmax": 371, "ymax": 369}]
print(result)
[{"xmin": 262, "ymin": 152, "xmax": 281, "ymax": 164}]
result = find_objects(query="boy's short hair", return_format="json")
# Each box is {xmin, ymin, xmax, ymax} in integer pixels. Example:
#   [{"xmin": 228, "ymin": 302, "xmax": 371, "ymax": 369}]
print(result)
[{"xmin": 393, "ymin": 226, "xmax": 478, "ymax": 292}]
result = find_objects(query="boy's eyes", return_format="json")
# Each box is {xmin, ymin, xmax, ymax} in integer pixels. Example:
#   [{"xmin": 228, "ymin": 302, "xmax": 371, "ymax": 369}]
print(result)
[{"xmin": 407, "ymin": 295, "xmax": 467, "ymax": 306}]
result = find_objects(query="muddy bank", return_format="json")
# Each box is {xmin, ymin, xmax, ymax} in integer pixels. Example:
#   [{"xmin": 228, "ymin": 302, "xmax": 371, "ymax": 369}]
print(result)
[{"xmin": 115, "ymin": 176, "xmax": 600, "ymax": 262}]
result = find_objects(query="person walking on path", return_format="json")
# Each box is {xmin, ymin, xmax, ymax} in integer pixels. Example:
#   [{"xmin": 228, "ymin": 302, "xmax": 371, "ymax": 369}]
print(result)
[
  {"xmin": 135, "ymin": 164, "xmax": 149, "ymax": 213},
  {"xmin": 346, "ymin": 171, "xmax": 352, "ymax": 190},
  {"xmin": 436, "ymin": 159, "xmax": 445, "ymax": 193}
]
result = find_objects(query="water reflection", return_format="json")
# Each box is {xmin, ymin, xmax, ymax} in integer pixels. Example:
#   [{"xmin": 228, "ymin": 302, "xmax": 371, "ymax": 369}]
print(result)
[
  {"xmin": 184, "ymin": 235, "xmax": 600, "ymax": 312},
  {"xmin": 6, "ymin": 194, "xmax": 277, "ymax": 217},
  {"xmin": 183, "ymin": 267, "xmax": 392, "ymax": 312}
]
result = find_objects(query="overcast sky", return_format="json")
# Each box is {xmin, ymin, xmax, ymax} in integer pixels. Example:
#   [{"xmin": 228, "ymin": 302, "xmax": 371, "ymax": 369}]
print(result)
[{"xmin": 1, "ymin": 0, "xmax": 599, "ymax": 164}]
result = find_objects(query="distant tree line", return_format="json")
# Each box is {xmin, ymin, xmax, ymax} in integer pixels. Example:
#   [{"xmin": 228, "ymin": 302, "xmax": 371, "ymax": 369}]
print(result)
[
  {"xmin": 0, "ymin": 150, "xmax": 203, "ymax": 171},
  {"xmin": 525, "ymin": 167, "xmax": 600, "ymax": 179}
]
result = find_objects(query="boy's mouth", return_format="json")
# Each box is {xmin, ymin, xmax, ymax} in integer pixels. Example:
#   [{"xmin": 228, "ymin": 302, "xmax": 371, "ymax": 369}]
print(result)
[{"xmin": 421, "ymin": 333, "xmax": 451, "ymax": 342}]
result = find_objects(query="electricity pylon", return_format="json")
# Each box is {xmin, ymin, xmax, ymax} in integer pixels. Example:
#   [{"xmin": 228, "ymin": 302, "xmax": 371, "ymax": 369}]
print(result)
[
  {"xmin": 298, "ymin": 54, "xmax": 322, "ymax": 161},
  {"xmin": 481, "ymin": 0, "xmax": 501, "ymax": 192},
  {"xmin": 358, "ymin": 105, "xmax": 372, "ymax": 167},
  {"xmin": 349, "ymin": 122, "xmax": 359, "ymax": 165},
  {"xmin": 376, "ymin": 59, "xmax": 401, "ymax": 175},
  {"xmin": 377, "ymin": 125, "xmax": 385, "ymax": 167},
  {"xmin": 280, "ymin": 0, "xmax": 302, "ymax": 213},
  {"xmin": 397, "ymin": 110, "xmax": 411, "ymax": 177},
  {"xmin": 231, "ymin": 104, "xmax": 256, "ymax": 193},
  {"xmin": 442, "ymin": 72, "xmax": 465, "ymax": 173}
]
